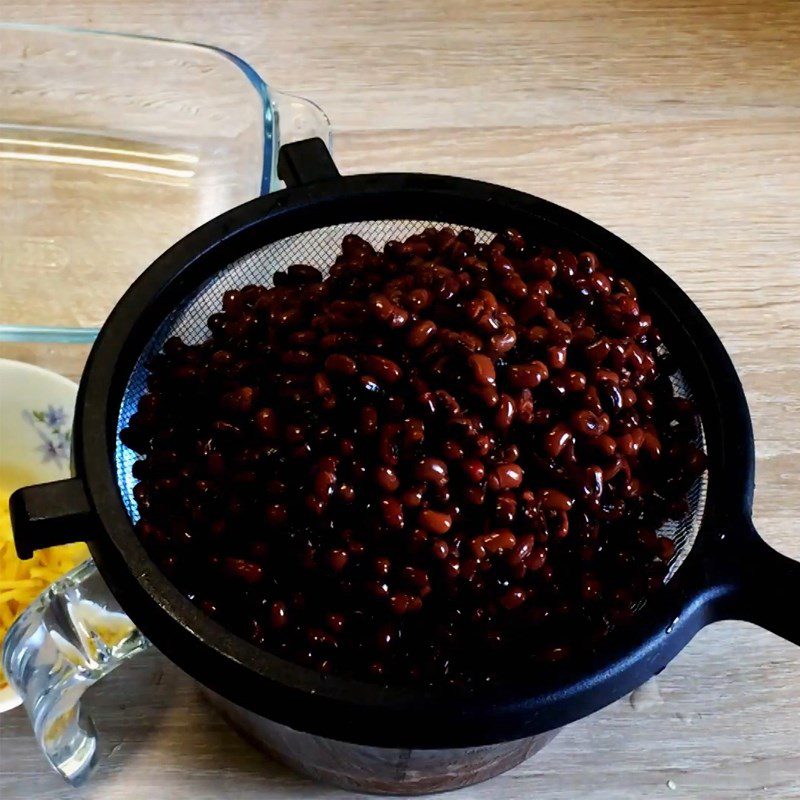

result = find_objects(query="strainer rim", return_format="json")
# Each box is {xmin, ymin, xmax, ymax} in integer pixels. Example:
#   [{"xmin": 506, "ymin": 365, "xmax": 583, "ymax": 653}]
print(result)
[{"xmin": 70, "ymin": 167, "xmax": 755, "ymax": 746}]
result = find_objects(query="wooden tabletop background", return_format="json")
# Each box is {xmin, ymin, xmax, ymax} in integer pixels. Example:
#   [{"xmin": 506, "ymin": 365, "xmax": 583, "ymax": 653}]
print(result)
[{"xmin": 1, "ymin": 1, "xmax": 799, "ymax": 798}]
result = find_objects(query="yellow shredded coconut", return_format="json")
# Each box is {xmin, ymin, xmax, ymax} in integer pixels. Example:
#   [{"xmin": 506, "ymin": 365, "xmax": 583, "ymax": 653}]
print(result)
[{"xmin": 0, "ymin": 476, "xmax": 89, "ymax": 688}]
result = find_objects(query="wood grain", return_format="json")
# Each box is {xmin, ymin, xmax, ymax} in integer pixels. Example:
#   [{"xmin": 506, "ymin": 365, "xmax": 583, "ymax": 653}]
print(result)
[{"xmin": 1, "ymin": 1, "xmax": 799, "ymax": 798}]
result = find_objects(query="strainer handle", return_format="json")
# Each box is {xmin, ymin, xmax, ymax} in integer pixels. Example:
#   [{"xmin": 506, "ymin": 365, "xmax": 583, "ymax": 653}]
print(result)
[
  {"xmin": 1, "ymin": 560, "xmax": 149, "ymax": 786},
  {"xmin": 721, "ymin": 522, "xmax": 800, "ymax": 646},
  {"xmin": 278, "ymin": 136, "xmax": 340, "ymax": 187},
  {"xmin": 9, "ymin": 478, "xmax": 97, "ymax": 557}
]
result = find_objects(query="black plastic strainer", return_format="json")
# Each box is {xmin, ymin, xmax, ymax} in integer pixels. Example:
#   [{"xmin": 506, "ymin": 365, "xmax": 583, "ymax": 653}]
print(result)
[{"xmin": 11, "ymin": 138, "xmax": 800, "ymax": 749}]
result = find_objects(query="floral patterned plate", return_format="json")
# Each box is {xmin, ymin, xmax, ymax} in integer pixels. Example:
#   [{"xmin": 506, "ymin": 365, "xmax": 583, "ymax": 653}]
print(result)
[{"xmin": 0, "ymin": 359, "xmax": 80, "ymax": 712}]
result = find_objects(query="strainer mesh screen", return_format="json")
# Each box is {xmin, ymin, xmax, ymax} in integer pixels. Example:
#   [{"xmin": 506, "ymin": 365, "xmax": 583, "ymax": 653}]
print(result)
[{"xmin": 115, "ymin": 220, "xmax": 707, "ymax": 591}]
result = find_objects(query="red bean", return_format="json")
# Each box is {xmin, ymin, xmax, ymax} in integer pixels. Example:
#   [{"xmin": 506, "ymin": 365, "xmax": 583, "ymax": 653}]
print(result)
[
  {"xmin": 265, "ymin": 503, "xmax": 288, "ymax": 527},
  {"xmin": 325, "ymin": 612, "xmax": 345, "ymax": 633},
  {"xmin": 461, "ymin": 459, "xmax": 486, "ymax": 483},
  {"xmin": 375, "ymin": 465, "xmax": 400, "ymax": 493},
  {"xmin": 441, "ymin": 439, "xmax": 464, "ymax": 461},
  {"xmin": 544, "ymin": 423, "xmax": 573, "ymax": 458},
  {"xmin": 406, "ymin": 288, "xmax": 432, "ymax": 312},
  {"xmin": 378, "ymin": 423, "xmax": 401, "ymax": 465},
  {"xmin": 325, "ymin": 353, "xmax": 358, "ymax": 376},
  {"xmin": 494, "ymin": 393, "xmax": 516, "ymax": 432},
  {"xmin": 402, "ymin": 485, "xmax": 425, "ymax": 508},
  {"xmin": 495, "ymin": 492, "xmax": 518, "ymax": 525},
  {"xmin": 580, "ymin": 576, "xmax": 602, "ymax": 602},
  {"xmin": 361, "ymin": 354, "xmax": 403, "ymax": 384},
  {"xmin": 659, "ymin": 536, "xmax": 676, "ymax": 561},
  {"xmin": 418, "ymin": 509, "xmax": 452, "ymax": 534},
  {"xmin": 223, "ymin": 558, "xmax": 263, "ymax": 584},
  {"xmin": 488, "ymin": 329, "xmax": 517, "ymax": 356},
  {"xmin": 360, "ymin": 406, "xmax": 379, "ymax": 435},
  {"xmin": 380, "ymin": 497, "xmax": 405, "ymax": 529},
  {"xmin": 270, "ymin": 601, "xmax": 288, "ymax": 629},
  {"xmin": 538, "ymin": 488, "xmax": 573, "ymax": 512},
  {"xmin": 468, "ymin": 353, "xmax": 497, "ymax": 386},
  {"xmin": 415, "ymin": 457, "xmax": 448, "ymax": 484},
  {"xmin": 328, "ymin": 549, "xmax": 349, "ymax": 572},
  {"xmin": 407, "ymin": 320, "xmax": 437, "ymax": 348},
  {"xmin": 487, "ymin": 463, "xmax": 524, "ymax": 491},
  {"xmin": 619, "ymin": 428, "xmax": 646, "ymax": 457},
  {"xmin": 526, "ymin": 547, "xmax": 548, "ymax": 571},
  {"xmin": 485, "ymin": 530, "xmax": 517, "ymax": 554},
  {"xmin": 572, "ymin": 409, "xmax": 605, "ymax": 437},
  {"xmin": 431, "ymin": 539, "xmax": 450, "ymax": 560},
  {"xmin": 338, "ymin": 483, "xmax": 355, "ymax": 503},
  {"xmin": 507, "ymin": 362, "xmax": 549, "ymax": 388},
  {"xmin": 368, "ymin": 293, "xmax": 395, "ymax": 322},
  {"xmin": 642, "ymin": 431, "xmax": 662, "ymax": 458},
  {"xmin": 529, "ymin": 256, "xmax": 558, "ymax": 280}
]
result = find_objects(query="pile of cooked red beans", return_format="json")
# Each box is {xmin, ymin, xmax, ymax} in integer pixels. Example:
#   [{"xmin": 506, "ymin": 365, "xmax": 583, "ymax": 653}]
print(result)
[{"xmin": 122, "ymin": 226, "xmax": 706, "ymax": 687}]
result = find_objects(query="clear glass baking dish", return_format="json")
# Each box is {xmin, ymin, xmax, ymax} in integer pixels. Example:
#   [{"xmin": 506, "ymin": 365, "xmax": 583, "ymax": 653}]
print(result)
[{"xmin": 0, "ymin": 23, "xmax": 331, "ymax": 344}]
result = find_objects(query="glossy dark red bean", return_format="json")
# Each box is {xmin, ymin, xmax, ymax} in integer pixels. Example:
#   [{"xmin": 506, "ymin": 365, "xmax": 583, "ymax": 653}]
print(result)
[
  {"xmin": 495, "ymin": 493, "xmax": 518, "ymax": 525},
  {"xmin": 431, "ymin": 539, "xmax": 449, "ymax": 560},
  {"xmin": 359, "ymin": 405, "xmax": 379, "ymax": 436},
  {"xmin": 384, "ymin": 593, "xmax": 404, "ymax": 615},
  {"xmin": 441, "ymin": 439, "xmax": 465, "ymax": 460},
  {"xmin": 406, "ymin": 288, "xmax": 432, "ymax": 311},
  {"xmin": 265, "ymin": 503, "xmax": 289, "ymax": 527},
  {"xmin": 268, "ymin": 601, "xmax": 288, "ymax": 629},
  {"xmin": 483, "ymin": 530, "xmax": 517, "ymax": 553},
  {"xmin": 368, "ymin": 293, "xmax": 394, "ymax": 322},
  {"xmin": 500, "ymin": 587, "xmax": 527, "ymax": 610},
  {"xmin": 325, "ymin": 612, "xmax": 345, "ymax": 633},
  {"xmin": 487, "ymin": 463, "xmax": 524, "ymax": 491},
  {"xmin": 572, "ymin": 409, "xmax": 604, "ymax": 437},
  {"xmin": 380, "ymin": 497, "xmax": 405, "ymax": 529},
  {"xmin": 375, "ymin": 465, "xmax": 400, "ymax": 493},
  {"xmin": 494, "ymin": 393, "xmax": 516, "ymax": 432},
  {"xmin": 580, "ymin": 575, "xmax": 603, "ymax": 602},
  {"xmin": 362, "ymin": 354, "xmax": 403, "ymax": 384},
  {"xmin": 526, "ymin": 547, "xmax": 548, "ymax": 572},
  {"xmin": 475, "ymin": 385, "xmax": 499, "ymax": 407},
  {"xmin": 506, "ymin": 361, "xmax": 549, "ymax": 389},
  {"xmin": 546, "ymin": 345, "xmax": 568, "ymax": 370},
  {"xmin": 529, "ymin": 256, "xmax": 558, "ymax": 280},
  {"xmin": 338, "ymin": 483, "xmax": 355, "ymax": 503},
  {"xmin": 544, "ymin": 423, "xmax": 573, "ymax": 458},
  {"xmin": 538, "ymin": 488, "xmax": 573, "ymax": 512},
  {"xmin": 418, "ymin": 509, "xmax": 452, "ymax": 535},
  {"xmin": 658, "ymin": 536, "xmax": 676, "ymax": 561},
  {"xmin": 378, "ymin": 423, "xmax": 401, "ymax": 465},
  {"xmin": 223, "ymin": 558, "xmax": 263, "ymax": 584},
  {"xmin": 489, "ymin": 329, "xmax": 517, "ymax": 356},
  {"xmin": 461, "ymin": 459, "xmax": 486, "ymax": 483},
  {"xmin": 327, "ymin": 549, "xmax": 349, "ymax": 572},
  {"xmin": 415, "ymin": 457, "xmax": 448, "ymax": 484},
  {"xmin": 468, "ymin": 353, "xmax": 496, "ymax": 386},
  {"xmin": 407, "ymin": 320, "xmax": 437, "ymax": 348},
  {"xmin": 642, "ymin": 431, "xmax": 662, "ymax": 458},
  {"xmin": 401, "ymin": 485, "xmax": 425, "ymax": 508},
  {"xmin": 618, "ymin": 428, "xmax": 646, "ymax": 457},
  {"xmin": 288, "ymin": 264, "xmax": 323, "ymax": 284},
  {"xmin": 324, "ymin": 353, "xmax": 357, "ymax": 377}
]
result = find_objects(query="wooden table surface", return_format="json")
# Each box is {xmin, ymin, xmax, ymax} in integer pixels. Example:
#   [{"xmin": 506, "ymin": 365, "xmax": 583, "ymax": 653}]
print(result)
[{"xmin": 1, "ymin": 1, "xmax": 799, "ymax": 798}]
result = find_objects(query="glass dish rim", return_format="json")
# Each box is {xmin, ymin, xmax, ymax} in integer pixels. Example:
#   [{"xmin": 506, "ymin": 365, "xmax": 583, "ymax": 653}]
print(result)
[
  {"xmin": 0, "ymin": 22, "xmax": 334, "ymax": 344},
  {"xmin": 0, "ymin": 21, "xmax": 274, "ymax": 193}
]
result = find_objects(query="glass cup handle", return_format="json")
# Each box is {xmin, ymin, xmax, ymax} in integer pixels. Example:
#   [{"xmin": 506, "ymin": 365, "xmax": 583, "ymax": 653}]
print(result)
[
  {"xmin": 1, "ymin": 559, "xmax": 150, "ymax": 786},
  {"xmin": 270, "ymin": 90, "xmax": 333, "ymax": 190}
]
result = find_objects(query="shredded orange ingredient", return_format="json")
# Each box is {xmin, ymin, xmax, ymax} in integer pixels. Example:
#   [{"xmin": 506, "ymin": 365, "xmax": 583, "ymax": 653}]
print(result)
[{"xmin": 0, "ymin": 478, "xmax": 89, "ymax": 688}]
